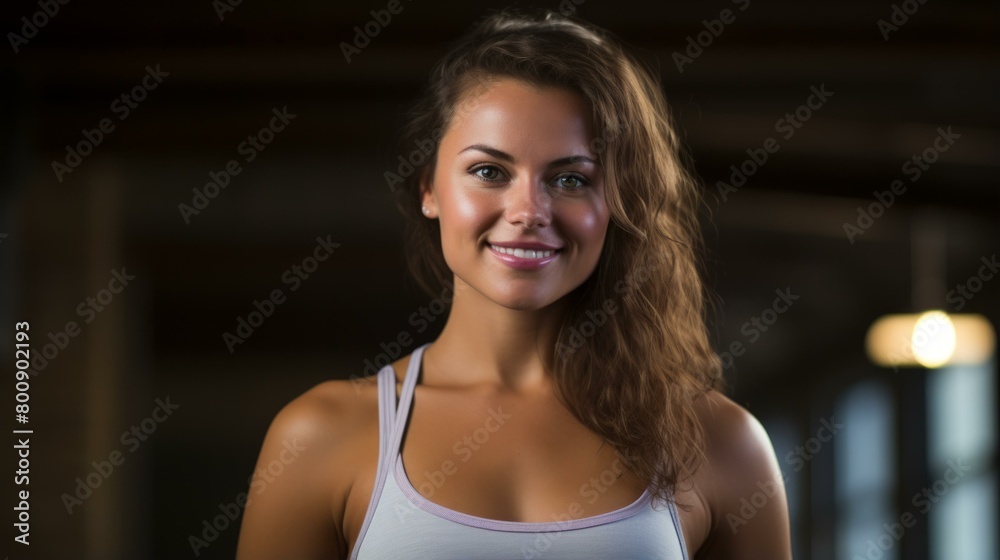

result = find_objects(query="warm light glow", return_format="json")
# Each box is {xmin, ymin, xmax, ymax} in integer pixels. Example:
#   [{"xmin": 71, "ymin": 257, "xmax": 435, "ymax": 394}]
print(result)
[
  {"xmin": 911, "ymin": 310, "xmax": 956, "ymax": 367},
  {"xmin": 866, "ymin": 312, "xmax": 995, "ymax": 369}
]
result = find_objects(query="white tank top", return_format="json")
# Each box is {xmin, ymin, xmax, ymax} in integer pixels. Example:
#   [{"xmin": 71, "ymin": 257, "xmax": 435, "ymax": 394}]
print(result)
[{"xmin": 350, "ymin": 342, "xmax": 690, "ymax": 559}]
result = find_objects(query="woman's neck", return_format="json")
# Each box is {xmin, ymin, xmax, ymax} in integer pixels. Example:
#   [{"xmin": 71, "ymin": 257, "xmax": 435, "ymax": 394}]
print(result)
[{"xmin": 424, "ymin": 278, "xmax": 571, "ymax": 395}]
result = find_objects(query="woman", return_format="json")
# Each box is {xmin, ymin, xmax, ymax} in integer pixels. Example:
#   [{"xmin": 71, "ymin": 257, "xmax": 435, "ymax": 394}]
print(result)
[{"xmin": 237, "ymin": 8, "xmax": 791, "ymax": 559}]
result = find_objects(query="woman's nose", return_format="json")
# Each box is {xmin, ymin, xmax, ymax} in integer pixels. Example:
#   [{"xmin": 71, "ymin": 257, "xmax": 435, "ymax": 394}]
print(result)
[{"xmin": 504, "ymin": 178, "xmax": 552, "ymax": 228}]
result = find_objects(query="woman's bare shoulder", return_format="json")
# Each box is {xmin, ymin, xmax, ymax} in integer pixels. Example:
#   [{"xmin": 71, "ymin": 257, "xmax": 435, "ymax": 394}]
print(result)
[
  {"xmin": 270, "ymin": 377, "xmax": 382, "ymax": 450},
  {"xmin": 688, "ymin": 390, "xmax": 792, "ymax": 557},
  {"xmin": 236, "ymin": 376, "xmax": 384, "ymax": 559},
  {"xmin": 691, "ymin": 390, "xmax": 782, "ymax": 477},
  {"xmin": 280, "ymin": 352, "xmax": 411, "ymax": 439},
  {"xmin": 694, "ymin": 391, "xmax": 766, "ymax": 446}
]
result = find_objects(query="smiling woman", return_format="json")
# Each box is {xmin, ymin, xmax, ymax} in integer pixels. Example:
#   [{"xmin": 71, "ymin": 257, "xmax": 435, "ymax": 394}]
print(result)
[
  {"xmin": 423, "ymin": 80, "xmax": 609, "ymax": 308},
  {"xmin": 236, "ymin": 7, "xmax": 791, "ymax": 560}
]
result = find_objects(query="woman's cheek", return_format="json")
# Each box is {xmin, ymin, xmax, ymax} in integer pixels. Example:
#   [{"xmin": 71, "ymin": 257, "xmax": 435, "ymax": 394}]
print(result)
[
  {"xmin": 566, "ymin": 204, "xmax": 605, "ymax": 240},
  {"xmin": 451, "ymin": 190, "xmax": 486, "ymax": 222}
]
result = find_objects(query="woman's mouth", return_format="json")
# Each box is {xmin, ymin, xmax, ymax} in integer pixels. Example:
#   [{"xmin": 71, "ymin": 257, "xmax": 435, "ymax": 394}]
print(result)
[
  {"xmin": 488, "ymin": 244, "xmax": 557, "ymax": 259},
  {"xmin": 487, "ymin": 243, "xmax": 561, "ymax": 270}
]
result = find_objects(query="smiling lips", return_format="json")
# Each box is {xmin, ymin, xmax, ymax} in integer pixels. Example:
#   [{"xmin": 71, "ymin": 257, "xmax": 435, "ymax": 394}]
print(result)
[
  {"xmin": 489, "ymin": 244, "xmax": 557, "ymax": 259},
  {"xmin": 487, "ymin": 241, "xmax": 562, "ymax": 270}
]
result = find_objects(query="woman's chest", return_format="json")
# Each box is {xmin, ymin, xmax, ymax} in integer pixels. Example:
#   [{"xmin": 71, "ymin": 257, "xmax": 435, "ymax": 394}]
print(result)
[
  {"xmin": 342, "ymin": 385, "xmax": 713, "ymax": 556},
  {"xmin": 396, "ymin": 387, "xmax": 650, "ymax": 524}
]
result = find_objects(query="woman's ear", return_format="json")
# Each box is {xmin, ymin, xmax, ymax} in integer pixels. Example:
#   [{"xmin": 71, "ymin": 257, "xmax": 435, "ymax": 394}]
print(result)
[{"xmin": 419, "ymin": 167, "xmax": 437, "ymax": 218}]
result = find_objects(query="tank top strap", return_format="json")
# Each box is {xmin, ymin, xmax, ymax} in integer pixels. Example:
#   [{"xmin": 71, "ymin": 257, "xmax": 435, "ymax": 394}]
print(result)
[
  {"xmin": 388, "ymin": 342, "xmax": 430, "ymax": 457},
  {"xmin": 376, "ymin": 366, "xmax": 398, "ymax": 458},
  {"xmin": 353, "ymin": 358, "xmax": 423, "ymax": 560}
]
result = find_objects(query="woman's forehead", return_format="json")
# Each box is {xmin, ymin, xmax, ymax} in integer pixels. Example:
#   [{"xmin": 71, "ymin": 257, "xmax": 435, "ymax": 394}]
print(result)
[{"xmin": 442, "ymin": 78, "xmax": 597, "ymax": 160}]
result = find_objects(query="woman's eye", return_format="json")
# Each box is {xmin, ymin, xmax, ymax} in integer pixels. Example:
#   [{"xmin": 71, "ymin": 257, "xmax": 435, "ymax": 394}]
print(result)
[
  {"xmin": 469, "ymin": 166, "xmax": 589, "ymax": 189},
  {"xmin": 472, "ymin": 165, "xmax": 505, "ymax": 182},
  {"xmin": 555, "ymin": 174, "xmax": 588, "ymax": 190}
]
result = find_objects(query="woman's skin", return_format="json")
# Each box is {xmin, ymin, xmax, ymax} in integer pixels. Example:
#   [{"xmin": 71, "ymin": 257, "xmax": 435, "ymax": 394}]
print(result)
[{"xmin": 236, "ymin": 79, "xmax": 792, "ymax": 560}]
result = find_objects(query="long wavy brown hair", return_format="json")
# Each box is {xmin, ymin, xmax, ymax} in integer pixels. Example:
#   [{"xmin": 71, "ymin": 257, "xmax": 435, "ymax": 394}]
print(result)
[{"xmin": 387, "ymin": 7, "xmax": 723, "ymax": 507}]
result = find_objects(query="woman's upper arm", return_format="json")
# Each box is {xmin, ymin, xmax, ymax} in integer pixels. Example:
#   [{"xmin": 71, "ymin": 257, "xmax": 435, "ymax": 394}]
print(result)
[
  {"xmin": 236, "ymin": 381, "xmax": 355, "ymax": 560},
  {"xmin": 698, "ymin": 393, "xmax": 793, "ymax": 560}
]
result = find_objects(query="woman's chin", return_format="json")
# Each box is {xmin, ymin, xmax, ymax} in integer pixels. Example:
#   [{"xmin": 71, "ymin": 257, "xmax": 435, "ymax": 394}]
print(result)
[{"xmin": 486, "ymin": 289, "xmax": 565, "ymax": 312}]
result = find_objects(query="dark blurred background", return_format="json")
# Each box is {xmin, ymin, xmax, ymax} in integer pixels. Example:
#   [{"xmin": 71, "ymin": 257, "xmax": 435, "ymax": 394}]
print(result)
[{"xmin": 2, "ymin": 1, "xmax": 997, "ymax": 559}]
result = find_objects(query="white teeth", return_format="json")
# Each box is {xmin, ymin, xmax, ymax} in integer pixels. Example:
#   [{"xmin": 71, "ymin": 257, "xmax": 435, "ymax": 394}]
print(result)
[{"xmin": 490, "ymin": 244, "xmax": 555, "ymax": 259}]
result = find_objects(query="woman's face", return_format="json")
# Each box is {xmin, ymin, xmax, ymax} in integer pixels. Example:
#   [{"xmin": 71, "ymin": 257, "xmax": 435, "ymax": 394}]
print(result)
[{"xmin": 421, "ymin": 77, "xmax": 610, "ymax": 310}]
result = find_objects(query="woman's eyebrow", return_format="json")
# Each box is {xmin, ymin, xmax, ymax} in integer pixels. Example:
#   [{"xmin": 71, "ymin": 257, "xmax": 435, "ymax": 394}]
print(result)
[{"xmin": 458, "ymin": 144, "xmax": 600, "ymax": 167}]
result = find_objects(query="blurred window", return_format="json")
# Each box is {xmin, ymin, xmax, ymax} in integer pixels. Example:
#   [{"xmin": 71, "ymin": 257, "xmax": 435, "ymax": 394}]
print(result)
[
  {"xmin": 835, "ymin": 381, "xmax": 897, "ymax": 560},
  {"xmin": 926, "ymin": 360, "xmax": 998, "ymax": 560}
]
